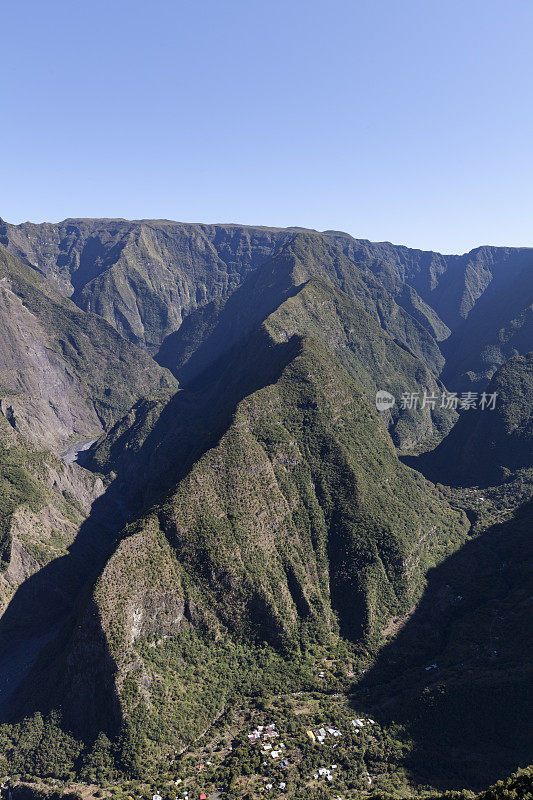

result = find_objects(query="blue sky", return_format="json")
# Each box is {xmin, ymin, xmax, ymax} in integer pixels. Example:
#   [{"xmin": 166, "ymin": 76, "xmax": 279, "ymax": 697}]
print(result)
[{"xmin": 1, "ymin": 0, "xmax": 532, "ymax": 253}]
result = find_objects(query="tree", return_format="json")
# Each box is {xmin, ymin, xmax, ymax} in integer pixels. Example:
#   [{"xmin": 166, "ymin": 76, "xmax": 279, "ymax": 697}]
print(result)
[{"xmin": 81, "ymin": 732, "xmax": 115, "ymax": 783}]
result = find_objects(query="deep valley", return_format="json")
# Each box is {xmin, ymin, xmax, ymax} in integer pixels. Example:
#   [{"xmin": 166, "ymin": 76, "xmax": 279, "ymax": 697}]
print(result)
[{"xmin": 0, "ymin": 219, "xmax": 531, "ymax": 800}]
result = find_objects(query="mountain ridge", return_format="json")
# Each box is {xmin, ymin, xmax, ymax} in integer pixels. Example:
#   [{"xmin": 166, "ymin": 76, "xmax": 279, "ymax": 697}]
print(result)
[{"xmin": 0, "ymin": 216, "xmax": 531, "ymax": 798}]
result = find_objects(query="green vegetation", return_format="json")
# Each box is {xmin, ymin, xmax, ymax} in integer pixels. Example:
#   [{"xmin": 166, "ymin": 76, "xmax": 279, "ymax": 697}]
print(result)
[
  {"xmin": 34, "ymin": 323, "xmax": 467, "ymax": 779},
  {"xmin": 1, "ymin": 705, "xmax": 531, "ymax": 799},
  {"xmin": 0, "ymin": 442, "xmax": 46, "ymax": 569},
  {"xmin": 0, "ymin": 414, "xmax": 91, "ymax": 610},
  {"xmin": 0, "ymin": 224, "xmax": 531, "ymax": 799},
  {"xmin": 420, "ymin": 353, "xmax": 533, "ymax": 486},
  {"xmin": 158, "ymin": 233, "xmax": 450, "ymax": 447}
]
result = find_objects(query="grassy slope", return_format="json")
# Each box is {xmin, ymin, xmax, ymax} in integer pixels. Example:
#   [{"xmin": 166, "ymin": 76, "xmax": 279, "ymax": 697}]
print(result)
[
  {"xmin": 155, "ymin": 233, "xmax": 453, "ymax": 452},
  {"xmin": 266, "ymin": 276, "xmax": 454, "ymax": 451},
  {"xmin": 158, "ymin": 232, "xmax": 445, "ymax": 381},
  {"xmin": 84, "ymin": 243, "xmax": 460, "ymax": 527},
  {"xmin": 363, "ymin": 353, "xmax": 533, "ymax": 789}
]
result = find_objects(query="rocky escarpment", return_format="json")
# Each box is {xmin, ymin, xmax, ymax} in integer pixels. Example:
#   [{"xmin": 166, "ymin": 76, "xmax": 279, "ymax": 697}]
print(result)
[
  {"xmin": 327, "ymin": 231, "xmax": 533, "ymax": 328},
  {"xmin": 153, "ymin": 235, "xmax": 454, "ymax": 453},
  {"xmin": 0, "ymin": 218, "xmax": 297, "ymax": 352},
  {"xmin": 3, "ymin": 218, "xmax": 533, "ymax": 393},
  {"xmin": 0, "ymin": 245, "xmax": 177, "ymax": 452},
  {"xmin": 0, "ymin": 244, "xmax": 177, "ymax": 713},
  {"xmin": 0, "ymin": 219, "xmax": 446, "ymax": 372},
  {"xmin": 0, "ymin": 276, "xmax": 102, "ymax": 450}
]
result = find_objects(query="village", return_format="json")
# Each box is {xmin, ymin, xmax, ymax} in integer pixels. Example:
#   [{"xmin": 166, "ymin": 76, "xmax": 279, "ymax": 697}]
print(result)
[
  {"xmin": 141, "ymin": 686, "xmax": 405, "ymax": 800},
  {"xmin": 131, "ymin": 653, "xmax": 411, "ymax": 799},
  {"xmin": 0, "ymin": 656, "xmax": 414, "ymax": 800},
  {"xmin": 150, "ymin": 710, "xmax": 382, "ymax": 800}
]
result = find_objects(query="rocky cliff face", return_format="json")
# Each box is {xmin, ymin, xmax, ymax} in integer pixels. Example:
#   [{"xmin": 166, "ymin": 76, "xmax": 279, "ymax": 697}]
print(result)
[
  {"xmin": 0, "ymin": 275, "xmax": 102, "ymax": 450},
  {"xmin": 326, "ymin": 231, "xmax": 533, "ymax": 327},
  {"xmin": 0, "ymin": 410, "xmax": 104, "ymax": 630},
  {"xmin": 327, "ymin": 231, "xmax": 533, "ymax": 387},
  {"xmin": 0, "ymin": 245, "xmax": 177, "ymax": 452},
  {"xmin": 156, "ymin": 234, "xmax": 453, "ymax": 447},
  {"xmin": 157, "ymin": 231, "xmax": 446, "ymax": 380},
  {"xmin": 0, "ymin": 219, "xmax": 297, "ymax": 352},
  {"xmin": 3, "ymin": 219, "xmax": 531, "ymax": 392},
  {"xmin": 85, "ymin": 233, "xmax": 459, "ymax": 525}
]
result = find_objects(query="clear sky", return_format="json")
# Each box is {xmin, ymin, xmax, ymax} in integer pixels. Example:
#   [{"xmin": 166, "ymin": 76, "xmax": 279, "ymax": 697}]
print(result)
[{"xmin": 1, "ymin": 0, "xmax": 532, "ymax": 254}]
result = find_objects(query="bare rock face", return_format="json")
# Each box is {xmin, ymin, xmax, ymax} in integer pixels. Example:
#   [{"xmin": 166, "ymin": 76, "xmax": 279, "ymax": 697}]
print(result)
[
  {"xmin": 0, "ymin": 219, "xmax": 297, "ymax": 353},
  {"xmin": 0, "ymin": 245, "xmax": 177, "ymax": 450},
  {"xmin": 0, "ymin": 277, "xmax": 102, "ymax": 451},
  {"xmin": 3, "ymin": 219, "xmax": 532, "ymax": 394}
]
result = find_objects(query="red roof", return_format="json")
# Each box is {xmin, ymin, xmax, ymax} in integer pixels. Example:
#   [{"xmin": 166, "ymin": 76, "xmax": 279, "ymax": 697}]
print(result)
[{"xmin": 199, "ymin": 795, "xmax": 207, "ymax": 799}]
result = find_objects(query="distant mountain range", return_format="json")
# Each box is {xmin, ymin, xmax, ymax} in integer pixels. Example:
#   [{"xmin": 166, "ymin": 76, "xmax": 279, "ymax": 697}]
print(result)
[
  {"xmin": 0, "ymin": 218, "xmax": 531, "ymax": 800},
  {"xmin": 1, "ymin": 218, "xmax": 531, "ymax": 389}
]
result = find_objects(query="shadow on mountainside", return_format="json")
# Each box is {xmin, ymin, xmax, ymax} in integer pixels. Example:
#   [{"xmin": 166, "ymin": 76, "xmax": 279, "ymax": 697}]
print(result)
[
  {"xmin": 0, "ymin": 476, "xmax": 129, "ymax": 721},
  {"xmin": 86, "ymin": 328, "xmax": 303, "ymax": 515},
  {"xmin": 0, "ymin": 332, "xmax": 302, "ymax": 739},
  {"xmin": 351, "ymin": 499, "xmax": 533, "ymax": 791}
]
